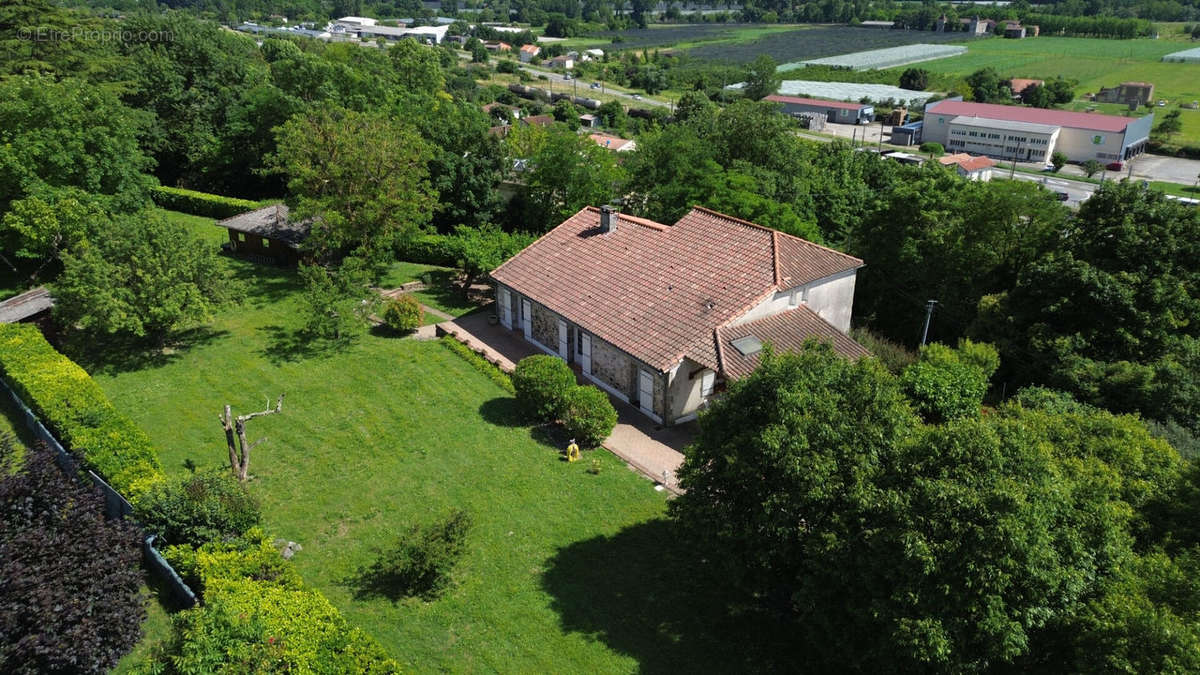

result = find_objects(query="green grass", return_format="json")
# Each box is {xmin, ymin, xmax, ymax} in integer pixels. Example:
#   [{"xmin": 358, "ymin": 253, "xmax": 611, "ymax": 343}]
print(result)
[
  {"xmin": 381, "ymin": 261, "xmax": 483, "ymax": 319},
  {"xmin": 157, "ymin": 208, "xmax": 225, "ymax": 246},
  {"xmin": 85, "ymin": 257, "xmax": 778, "ymax": 671},
  {"xmin": 111, "ymin": 575, "xmax": 177, "ymax": 675}
]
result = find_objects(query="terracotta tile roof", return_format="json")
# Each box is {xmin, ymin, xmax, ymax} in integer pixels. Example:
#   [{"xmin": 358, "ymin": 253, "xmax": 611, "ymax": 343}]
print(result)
[
  {"xmin": 716, "ymin": 306, "xmax": 871, "ymax": 379},
  {"xmin": 491, "ymin": 206, "xmax": 862, "ymax": 373},
  {"xmin": 520, "ymin": 43, "xmax": 539, "ymax": 53},
  {"xmin": 588, "ymin": 133, "xmax": 635, "ymax": 151},
  {"xmin": 1008, "ymin": 78, "xmax": 1043, "ymax": 95},
  {"xmin": 938, "ymin": 153, "xmax": 996, "ymax": 172}
]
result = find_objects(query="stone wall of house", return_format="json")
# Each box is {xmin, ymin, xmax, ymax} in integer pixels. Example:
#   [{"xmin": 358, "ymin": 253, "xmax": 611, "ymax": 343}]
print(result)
[
  {"xmin": 531, "ymin": 302, "xmax": 558, "ymax": 351},
  {"xmin": 589, "ymin": 335, "xmax": 632, "ymax": 398}
]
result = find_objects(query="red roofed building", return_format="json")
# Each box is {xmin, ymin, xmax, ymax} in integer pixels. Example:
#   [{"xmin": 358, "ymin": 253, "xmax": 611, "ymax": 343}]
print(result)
[
  {"xmin": 923, "ymin": 99, "xmax": 1153, "ymax": 163},
  {"xmin": 519, "ymin": 43, "xmax": 540, "ymax": 62},
  {"xmin": 938, "ymin": 153, "xmax": 997, "ymax": 181},
  {"xmin": 765, "ymin": 94, "xmax": 875, "ymax": 124},
  {"xmin": 1008, "ymin": 78, "xmax": 1044, "ymax": 97},
  {"xmin": 588, "ymin": 133, "xmax": 636, "ymax": 152},
  {"xmin": 491, "ymin": 206, "xmax": 867, "ymax": 424}
]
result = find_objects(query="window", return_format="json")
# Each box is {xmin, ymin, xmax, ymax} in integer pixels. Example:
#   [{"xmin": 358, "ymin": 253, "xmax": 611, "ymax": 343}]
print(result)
[
  {"xmin": 262, "ymin": 237, "xmax": 270, "ymax": 249},
  {"xmin": 700, "ymin": 371, "xmax": 715, "ymax": 398},
  {"xmin": 730, "ymin": 336, "xmax": 763, "ymax": 356}
]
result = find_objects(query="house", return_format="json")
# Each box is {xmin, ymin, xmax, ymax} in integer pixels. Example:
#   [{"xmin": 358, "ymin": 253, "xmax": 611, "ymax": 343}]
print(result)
[
  {"xmin": 890, "ymin": 120, "xmax": 923, "ymax": 146},
  {"xmin": 519, "ymin": 43, "xmax": 540, "ymax": 62},
  {"xmin": 546, "ymin": 55, "xmax": 574, "ymax": 69},
  {"xmin": 521, "ymin": 114, "xmax": 555, "ymax": 128},
  {"xmin": 1008, "ymin": 78, "xmax": 1044, "ymax": 98},
  {"xmin": 765, "ymin": 95, "xmax": 874, "ymax": 125},
  {"xmin": 1003, "ymin": 21, "xmax": 1026, "ymax": 38},
  {"xmin": 1096, "ymin": 81, "xmax": 1155, "ymax": 106},
  {"xmin": 357, "ymin": 24, "xmax": 449, "ymax": 43},
  {"xmin": 491, "ymin": 206, "xmax": 868, "ymax": 425},
  {"xmin": 923, "ymin": 99, "xmax": 1153, "ymax": 163},
  {"xmin": 214, "ymin": 204, "xmax": 310, "ymax": 265},
  {"xmin": 484, "ymin": 41, "xmax": 512, "ymax": 52},
  {"xmin": 588, "ymin": 133, "xmax": 636, "ymax": 151},
  {"xmin": 584, "ymin": 48, "xmax": 605, "ymax": 60},
  {"xmin": 938, "ymin": 153, "xmax": 997, "ymax": 180},
  {"xmin": 579, "ymin": 113, "xmax": 599, "ymax": 128}
]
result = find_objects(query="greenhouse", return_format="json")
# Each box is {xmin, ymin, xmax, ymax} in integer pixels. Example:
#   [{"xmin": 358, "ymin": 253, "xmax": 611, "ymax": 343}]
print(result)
[
  {"xmin": 777, "ymin": 80, "xmax": 936, "ymax": 106},
  {"xmin": 790, "ymin": 44, "xmax": 967, "ymax": 71},
  {"xmin": 1162, "ymin": 47, "xmax": 1200, "ymax": 63}
]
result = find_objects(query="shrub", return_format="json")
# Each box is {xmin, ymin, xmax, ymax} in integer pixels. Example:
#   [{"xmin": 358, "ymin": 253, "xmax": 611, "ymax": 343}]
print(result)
[
  {"xmin": 919, "ymin": 141, "xmax": 944, "ymax": 156},
  {"xmin": 397, "ymin": 233, "xmax": 458, "ymax": 266},
  {"xmin": 440, "ymin": 336, "xmax": 515, "ymax": 393},
  {"xmin": 382, "ymin": 294, "xmax": 424, "ymax": 333},
  {"xmin": 150, "ymin": 186, "xmax": 263, "ymax": 219},
  {"xmin": 0, "ymin": 323, "xmax": 163, "ymax": 498},
  {"xmin": 163, "ymin": 528, "xmax": 301, "ymax": 596},
  {"xmin": 561, "ymin": 385, "xmax": 618, "ymax": 447},
  {"xmin": 136, "ymin": 470, "xmax": 262, "ymax": 548},
  {"xmin": 512, "ymin": 355, "xmax": 577, "ymax": 421},
  {"xmin": 901, "ymin": 340, "xmax": 998, "ymax": 424},
  {"xmin": 355, "ymin": 509, "xmax": 472, "ymax": 600},
  {"xmin": 851, "ymin": 327, "xmax": 916, "ymax": 375},
  {"xmin": 153, "ymin": 577, "xmax": 400, "ymax": 673},
  {"xmin": 0, "ymin": 440, "xmax": 145, "ymax": 674}
]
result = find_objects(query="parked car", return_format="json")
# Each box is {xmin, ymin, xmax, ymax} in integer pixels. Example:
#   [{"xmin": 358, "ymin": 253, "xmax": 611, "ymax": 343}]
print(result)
[
  {"xmin": 631, "ymin": 94, "xmax": 642, "ymax": 100},
  {"xmin": 1055, "ymin": 191, "xmax": 1070, "ymax": 201},
  {"xmin": 1106, "ymin": 161, "xmax": 1124, "ymax": 171},
  {"xmin": 563, "ymin": 74, "xmax": 572, "ymax": 81},
  {"xmin": 590, "ymin": 82, "xmax": 600, "ymax": 89}
]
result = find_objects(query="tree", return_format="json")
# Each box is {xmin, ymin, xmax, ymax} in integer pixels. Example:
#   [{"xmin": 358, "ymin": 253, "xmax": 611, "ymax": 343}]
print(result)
[
  {"xmin": 0, "ymin": 439, "xmax": 144, "ymax": 674},
  {"xmin": 298, "ymin": 258, "xmax": 377, "ymax": 343},
  {"xmin": 1044, "ymin": 77, "xmax": 1075, "ymax": 105},
  {"xmin": 467, "ymin": 37, "xmax": 488, "ymax": 63},
  {"xmin": 52, "ymin": 211, "xmax": 242, "ymax": 341},
  {"xmin": 0, "ymin": 188, "xmax": 110, "ymax": 281},
  {"xmin": 271, "ymin": 105, "xmax": 434, "ymax": 268},
  {"xmin": 1082, "ymin": 159, "xmax": 1103, "ymax": 177},
  {"xmin": 899, "ymin": 67, "xmax": 930, "ymax": 91},
  {"xmin": 1020, "ymin": 83, "xmax": 1052, "ymax": 108},
  {"xmin": 1050, "ymin": 150, "xmax": 1067, "ymax": 171},
  {"xmin": 973, "ymin": 181, "xmax": 1200, "ymax": 433},
  {"xmin": 220, "ymin": 394, "xmax": 285, "ymax": 482},
  {"xmin": 965, "ymin": 67, "xmax": 1010, "ymax": 103},
  {"xmin": 520, "ymin": 128, "xmax": 625, "ymax": 231},
  {"xmin": 446, "ymin": 225, "xmax": 535, "ymax": 286},
  {"xmin": 389, "ymin": 38, "xmax": 444, "ymax": 95},
  {"xmin": 553, "ymin": 98, "xmax": 581, "ymax": 129},
  {"xmin": 741, "ymin": 54, "xmax": 781, "ymax": 101},
  {"xmin": 1155, "ymin": 109, "xmax": 1183, "ymax": 136},
  {"xmin": 0, "ymin": 74, "xmax": 153, "ymax": 214}
]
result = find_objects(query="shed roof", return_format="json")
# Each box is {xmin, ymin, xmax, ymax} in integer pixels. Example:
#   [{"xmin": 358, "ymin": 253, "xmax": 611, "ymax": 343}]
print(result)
[
  {"xmin": 765, "ymin": 94, "xmax": 870, "ymax": 111},
  {"xmin": 0, "ymin": 286, "xmax": 53, "ymax": 324},
  {"xmin": 491, "ymin": 206, "xmax": 862, "ymax": 372},
  {"xmin": 214, "ymin": 204, "xmax": 311, "ymax": 249}
]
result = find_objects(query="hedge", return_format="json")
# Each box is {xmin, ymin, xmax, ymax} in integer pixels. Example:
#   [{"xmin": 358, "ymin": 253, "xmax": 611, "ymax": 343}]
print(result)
[
  {"xmin": 0, "ymin": 323, "xmax": 163, "ymax": 498},
  {"xmin": 440, "ymin": 335, "xmax": 515, "ymax": 394},
  {"xmin": 150, "ymin": 186, "xmax": 264, "ymax": 219},
  {"xmin": 397, "ymin": 233, "xmax": 458, "ymax": 267}
]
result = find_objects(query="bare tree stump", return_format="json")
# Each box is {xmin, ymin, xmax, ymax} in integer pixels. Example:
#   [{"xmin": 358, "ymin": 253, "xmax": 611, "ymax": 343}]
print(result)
[{"xmin": 219, "ymin": 394, "xmax": 284, "ymax": 482}]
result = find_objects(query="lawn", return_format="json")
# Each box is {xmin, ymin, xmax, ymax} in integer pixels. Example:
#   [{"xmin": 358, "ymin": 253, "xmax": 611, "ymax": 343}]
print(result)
[
  {"xmin": 380, "ymin": 261, "xmax": 484, "ymax": 319},
  {"xmin": 83, "ymin": 256, "xmax": 786, "ymax": 672}
]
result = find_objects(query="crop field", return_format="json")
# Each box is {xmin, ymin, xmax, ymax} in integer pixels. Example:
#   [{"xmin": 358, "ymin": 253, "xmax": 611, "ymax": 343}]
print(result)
[
  {"xmin": 904, "ymin": 36, "xmax": 1200, "ymax": 103},
  {"xmin": 584, "ymin": 23, "xmax": 800, "ymax": 52},
  {"xmin": 688, "ymin": 26, "xmax": 979, "ymax": 64}
]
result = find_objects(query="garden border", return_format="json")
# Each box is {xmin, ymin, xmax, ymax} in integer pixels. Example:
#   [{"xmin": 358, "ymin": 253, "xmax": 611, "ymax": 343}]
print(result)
[{"xmin": 0, "ymin": 376, "xmax": 197, "ymax": 608}]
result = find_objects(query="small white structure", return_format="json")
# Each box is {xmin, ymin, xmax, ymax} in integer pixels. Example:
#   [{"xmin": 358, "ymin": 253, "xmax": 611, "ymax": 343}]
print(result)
[
  {"xmin": 519, "ymin": 43, "xmax": 540, "ymax": 62},
  {"xmin": 938, "ymin": 153, "xmax": 997, "ymax": 181}
]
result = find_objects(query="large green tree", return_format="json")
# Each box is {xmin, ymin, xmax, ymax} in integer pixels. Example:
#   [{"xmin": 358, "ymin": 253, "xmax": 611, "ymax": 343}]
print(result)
[
  {"xmin": 974, "ymin": 181, "xmax": 1200, "ymax": 432},
  {"xmin": 270, "ymin": 105, "xmax": 435, "ymax": 267},
  {"xmin": 519, "ymin": 128, "xmax": 625, "ymax": 231},
  {"xmin": 741, "ymin": 54, "xmax": 781, "ymax": 101},
  {"xmin": 52, "ymin": 211, "xmax": 241, "ymax": 340}
]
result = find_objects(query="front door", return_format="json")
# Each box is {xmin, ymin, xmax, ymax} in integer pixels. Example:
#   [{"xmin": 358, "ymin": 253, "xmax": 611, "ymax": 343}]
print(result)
[
  {"xmin": 580, "ymin": 334, "xmax": 591, "ymax": 374},
  {"xmin": 521, "ymin": 299, "xmax": 531, "ymax": 338},
  {"xmin": 639, "ymin": 369, "xmax": 655, "ymax": 417},
  {"xmin": 498, "ymin": 287, "xmax": 512, "ymax": 329},
  {"xmin": 557, "ymin": 319, "xmax": 569, "ymax": 359}
]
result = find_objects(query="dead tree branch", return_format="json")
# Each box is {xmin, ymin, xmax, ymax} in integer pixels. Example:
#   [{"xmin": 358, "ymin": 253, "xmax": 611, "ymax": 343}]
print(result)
[{"xmin": 220, "ymin": 393, "xmax": 285, "ymax": 482}]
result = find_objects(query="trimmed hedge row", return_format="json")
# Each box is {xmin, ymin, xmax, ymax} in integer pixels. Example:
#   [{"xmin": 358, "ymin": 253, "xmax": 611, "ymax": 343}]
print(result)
[
  {"xmin": 440, "ymin": 335, "xmax": 516, "ymax": 394},
  {"xmin": 0, "ymin": 324, "xmax": 163, "ymax": 498},
  {"xmin": 398, "ymin": 233, "xmax": 458, "ymax": 267},
  {"xmin": 150, "ymin": 186, "xmax": 264, "ymax": 219}
]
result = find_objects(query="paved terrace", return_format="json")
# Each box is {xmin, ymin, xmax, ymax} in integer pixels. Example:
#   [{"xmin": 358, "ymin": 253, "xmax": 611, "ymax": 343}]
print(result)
[{"xmin": 438, "ymin": 308, "xmax": 692, "ymax": 493}]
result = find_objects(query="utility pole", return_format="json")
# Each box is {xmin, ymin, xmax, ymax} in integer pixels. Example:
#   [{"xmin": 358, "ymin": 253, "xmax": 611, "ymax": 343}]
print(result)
[
  {"xmin": 877, "ymin": 118, "xmax": 884, "ymax": 153},
  {"xmin": 920, "ymin": 299, "xmax": 938, "ymax": 346},
  {"xmin": 1009, "ymin": 136, "xmax": 1023, "ymax": 180}
]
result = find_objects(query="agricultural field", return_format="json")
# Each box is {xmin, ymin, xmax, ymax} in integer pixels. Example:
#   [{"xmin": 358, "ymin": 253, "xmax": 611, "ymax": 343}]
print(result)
[
  {"xmin": 688, "ymin": 25, "xmax": 980, "ymax": 64},
  {"xmin": 584, "ymin": 23, "xmax": 800, "ymax": 52},
  {"xmin": 905, "ymin": 36, "xmax": 1200, "ymax": 104},
  {"xmin": 795, "ymin": 43, "xmax": 967, "ymax": 71}
]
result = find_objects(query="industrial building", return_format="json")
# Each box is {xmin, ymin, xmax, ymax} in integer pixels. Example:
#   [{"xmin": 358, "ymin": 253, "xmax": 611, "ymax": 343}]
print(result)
[
  {"xmin": 921, "ymin": 100, "xmax": 1153, "ymax": 164},
  {"xmin": 765, "ymin": 95, "xmax": 874, "ymax": 125}
]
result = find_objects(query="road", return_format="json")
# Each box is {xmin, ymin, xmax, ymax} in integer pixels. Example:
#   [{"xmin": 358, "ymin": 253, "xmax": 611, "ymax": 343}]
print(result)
[
  {"xmin": 1007, "ymin": 171, "xmax": 1096, "ymax": 207},
  {"xmin": 516, "ymin": 64, "xmax": 671, "ymax": 109}
]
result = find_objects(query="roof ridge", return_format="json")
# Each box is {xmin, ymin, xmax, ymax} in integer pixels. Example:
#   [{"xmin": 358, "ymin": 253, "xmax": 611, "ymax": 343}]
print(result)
[
  {"xmin": 771, "ymin": 230, "xmax": 781, "ymax": 286},
  {"xmin": 490, "ymin": 205, "xmax": 592, "ymax": 277},
  {"xmin": 688, "ymin": 205, "xmax": 863, "ymax": 265}
]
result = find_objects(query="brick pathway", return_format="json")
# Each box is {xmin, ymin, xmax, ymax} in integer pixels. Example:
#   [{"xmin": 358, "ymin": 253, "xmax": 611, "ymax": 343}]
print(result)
[{"xmin": 439, "ymin": 310, "xmax": 692, "ymax": 492}]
